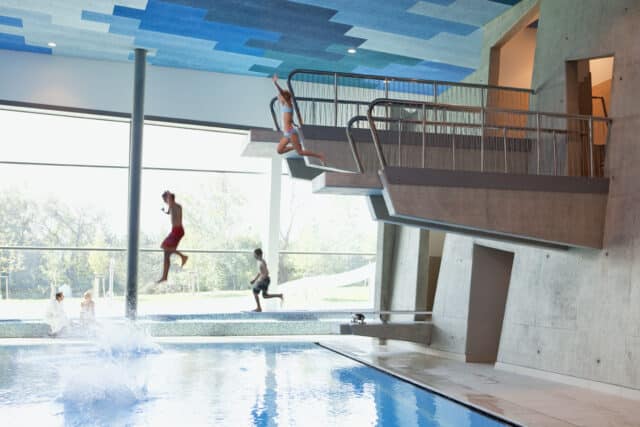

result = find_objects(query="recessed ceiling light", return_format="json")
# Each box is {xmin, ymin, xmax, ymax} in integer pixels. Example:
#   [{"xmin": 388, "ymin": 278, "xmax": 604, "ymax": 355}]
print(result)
[
  {"xmin": 347, "ymin": 48, "xmax": 356, "ymax": 54},
  {"xmin": 47, "ymin": 42, "xmax": 56, "ymax": 47}
]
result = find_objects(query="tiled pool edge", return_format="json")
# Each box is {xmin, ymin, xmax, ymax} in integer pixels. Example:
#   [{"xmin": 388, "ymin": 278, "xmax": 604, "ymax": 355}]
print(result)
[
  {"xmin": 316, "ymin": 342, "xmax": 524, "ymax": 427},
  {"xmin": 0, "ymin": 319, "xmax": 341, "ymax": 338}
]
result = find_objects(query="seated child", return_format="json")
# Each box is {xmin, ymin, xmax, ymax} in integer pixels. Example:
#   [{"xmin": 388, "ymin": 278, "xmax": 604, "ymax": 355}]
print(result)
[{"xmin": 80, "ymin": 291, "xmax": 95, "ymax": 326}]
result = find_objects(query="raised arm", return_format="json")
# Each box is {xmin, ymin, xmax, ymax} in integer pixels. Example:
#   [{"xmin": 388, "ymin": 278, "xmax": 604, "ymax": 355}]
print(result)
[{"xmin": 272, "ymin": 74, "xmax": 285, "ymax": 95}]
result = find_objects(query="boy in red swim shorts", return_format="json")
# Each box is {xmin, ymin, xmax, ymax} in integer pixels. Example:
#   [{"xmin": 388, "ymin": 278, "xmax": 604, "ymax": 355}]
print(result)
[{"xmin": 157, "ymin": 191, "xmax": 188, "ymax": 283}]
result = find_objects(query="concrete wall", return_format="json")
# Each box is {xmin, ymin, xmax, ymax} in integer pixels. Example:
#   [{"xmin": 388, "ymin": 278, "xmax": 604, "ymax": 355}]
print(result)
[
  {"xmin": 432, "ymin": 0, "xmax": 640, "ymax": 390},
  {"xmin": 0, "ymin": 49, "xmax": 274, "ymax": 128},
  {"xmin": 374, "ymin": 222, "xmax": 445, "ymax": 325},
  {"xmin": 376, "ymin": 223, "xmax": 430, "ymax": 321}
]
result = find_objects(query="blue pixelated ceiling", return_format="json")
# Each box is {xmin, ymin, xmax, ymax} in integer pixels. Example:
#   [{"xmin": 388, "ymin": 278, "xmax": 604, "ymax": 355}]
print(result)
[{"xmin": 0, "ymin": 0, "xmax": 521, "ymax": 82}]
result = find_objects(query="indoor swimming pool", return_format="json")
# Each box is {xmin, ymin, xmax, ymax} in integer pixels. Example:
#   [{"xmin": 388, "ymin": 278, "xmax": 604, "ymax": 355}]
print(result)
[{"xmin": 0, "ymin": 339, "xmax": 512, "ymax": 426}]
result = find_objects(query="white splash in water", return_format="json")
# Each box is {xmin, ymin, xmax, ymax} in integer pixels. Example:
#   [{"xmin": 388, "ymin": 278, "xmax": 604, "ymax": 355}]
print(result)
[
  {"xmin": 57, "ymin": 320, "xmax": 160, "ymax": 421},
  {"xmin": 93, "ymin": 320, "xmax": 161, "ymax": 357},
  {"xmin": 60, "ymin": 362, "xmax": 148, "ymax": 407}
]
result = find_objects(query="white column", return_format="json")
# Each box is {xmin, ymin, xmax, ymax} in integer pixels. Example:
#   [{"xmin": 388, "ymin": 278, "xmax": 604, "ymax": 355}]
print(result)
[{"xmin": 265, "ymin": 155, "xmax": 282, "ymax": 287}]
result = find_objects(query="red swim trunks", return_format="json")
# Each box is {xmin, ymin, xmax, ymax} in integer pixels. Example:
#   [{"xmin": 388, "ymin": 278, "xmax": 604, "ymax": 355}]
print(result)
[{"xmin": 161, "ymin": 226, "xmax": 184, "ymax": 249}]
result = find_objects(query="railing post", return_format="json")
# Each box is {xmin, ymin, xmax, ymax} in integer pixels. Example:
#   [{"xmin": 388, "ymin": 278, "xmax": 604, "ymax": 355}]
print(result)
[
  {"xmin": 452, "ymin": 125, "xmax": 456, "ymax": 171},
  {"xmin": 536, "ymin": 112, "xmax": 541, "ymax": 175},
  {"xmin": 503, "ymin": 127, "xmax": 508, "ymax": 173},
  {"xmin": 333, "ymin": 72, "xmax": 338, "ymax": 127},
  {"xmin": 270, "ymin": 97, "xmax": 281, "ymax": 132},
  {"xmin": 398, "ymin": 119, "xmax": 402, "ymax": 167},
  {"xmin": 368, "ymin": 106, "xmax": 387, "ymax": 169},
  {"xmin": 434, "ymin": 82, "xmax": 438, "ymax": 105},
  {"xmin": 384, "ymin": 78, "xmax": 389, "ymax": 122},
  {"xmin": 422, "ymin": 103, "xmax": 426, "ymax": 168},
  {"xmin": 552, "ymin": 130, "xmax": 557, "ymax": 176},
  {"xmin": 588, "ymin": 117, "xmax": 594, "ymax": 177},
  {"xmin": 480, "ymin": 107, "xmax": 485, "ymax": 172}
]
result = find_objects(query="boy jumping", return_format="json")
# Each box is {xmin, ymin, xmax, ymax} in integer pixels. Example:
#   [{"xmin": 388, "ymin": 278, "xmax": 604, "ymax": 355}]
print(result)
[
  {"xmin": 250, "ymin": 248, "xmax": 282, "ymax": 312},
  {"xmin": 157, "ymin": 191, "xmax": 188, "ymax": 283}
]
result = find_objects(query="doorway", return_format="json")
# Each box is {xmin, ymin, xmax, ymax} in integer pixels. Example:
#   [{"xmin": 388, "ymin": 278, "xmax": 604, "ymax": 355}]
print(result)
[
  {"xmin": 465, "ymin": 245, "xmax": 514, "ymax": 363},
  {"xmin": 487, "ymin": 7, "xmax": 538, "ymax": 139},
  {"xmin": 565, "ymin": 56, "xmax": 614, "ymax": 176}
]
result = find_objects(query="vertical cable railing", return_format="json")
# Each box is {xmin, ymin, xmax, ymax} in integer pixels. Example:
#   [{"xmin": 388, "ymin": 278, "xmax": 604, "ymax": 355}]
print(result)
[
  {"xmin": 363, "ymin": 99, "xmax": 611, "ymax": 178},
  {"xmin": 285, "ymin": 69, "xmax": 532, "ymax": 130}
]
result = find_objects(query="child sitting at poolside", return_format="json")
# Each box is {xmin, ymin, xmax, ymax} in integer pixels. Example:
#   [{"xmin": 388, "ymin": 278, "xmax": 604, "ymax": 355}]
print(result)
[
  {"xmin": 250, "ymin": 248, "xmax": 283, "ymax": 312},
  {"xmin": 80, "ymin": 291, "xmax": 95, "ymax": 326}
]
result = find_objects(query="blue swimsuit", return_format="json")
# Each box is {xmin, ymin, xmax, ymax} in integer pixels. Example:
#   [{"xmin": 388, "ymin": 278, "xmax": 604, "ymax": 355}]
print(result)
[{"xmin": 282, "ymin": 105, "xmax": 296, "ymax": 138}]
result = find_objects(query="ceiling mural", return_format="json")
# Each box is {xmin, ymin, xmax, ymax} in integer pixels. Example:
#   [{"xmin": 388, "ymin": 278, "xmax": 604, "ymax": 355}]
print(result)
[{"xmin": 0, "ymin": 0, "xmax": 521, "ymax": 81}]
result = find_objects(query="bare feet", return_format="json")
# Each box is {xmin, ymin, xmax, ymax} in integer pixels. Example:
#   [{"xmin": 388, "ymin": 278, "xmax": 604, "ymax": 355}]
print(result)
[
  {"xmin": 181, "ymin": 255, "xmax": 189, "ymax": 267},
  {"xmin": 252, "ymin": 308, "xmax": 262, "ymax": 312},
  {"xmin": 156, "ymin": 278, "xmax": 167, "ymax": 284}
]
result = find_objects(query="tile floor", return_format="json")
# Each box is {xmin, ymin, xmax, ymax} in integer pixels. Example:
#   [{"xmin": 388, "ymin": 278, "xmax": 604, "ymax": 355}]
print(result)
[{"xmin": 320, "ymin": 337, "xmax": 640, "ymax": 427}]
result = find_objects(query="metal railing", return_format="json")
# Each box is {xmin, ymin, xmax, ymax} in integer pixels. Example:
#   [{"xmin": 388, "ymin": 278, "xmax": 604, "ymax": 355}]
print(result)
[
  {"xmin": 285, "ymin": 69, "xmax": 533, "ymax": 129},
  {"xmin": 364, "ymin": 99, "xmax": 611, "ymax": 178},
  {"xmin": 268, "ymin": 69, "xmax": 532, "ymax": 174}
]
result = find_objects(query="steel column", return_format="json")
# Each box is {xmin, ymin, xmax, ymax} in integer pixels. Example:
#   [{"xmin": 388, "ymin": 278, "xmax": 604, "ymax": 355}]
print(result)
[{"xmin": 125, "ymin": 48, "xmax": 147, "ymax": 320}]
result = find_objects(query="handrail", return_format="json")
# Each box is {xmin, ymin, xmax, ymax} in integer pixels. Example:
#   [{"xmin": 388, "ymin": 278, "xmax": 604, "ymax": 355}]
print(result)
[
  {"xmin": 288, "ymin": 68, "xmax": 534, "ymax": 93},
  {"xmin": 346, "ymin": 115, "xmax": 367, "ymax": 174},
  {"xmin": 269, "ymin": 96, "xmax": 281, "ymax": 131},
  {"xmin": 284, "ymin": 68, "xmax": 534, "ymax": 130},
  {"xmin": 366, "ymin": 98, "xmax": 612, "ymax": 177},
  {"xmin": 367, "ymin": 98, "xmax": 611, "ymax": 122}
]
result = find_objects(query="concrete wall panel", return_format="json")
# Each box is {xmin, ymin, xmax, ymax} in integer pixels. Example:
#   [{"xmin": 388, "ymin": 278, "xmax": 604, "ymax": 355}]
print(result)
[{"xmin": 431, "ymin": 0, "xmax": 640, "ymax": 389}]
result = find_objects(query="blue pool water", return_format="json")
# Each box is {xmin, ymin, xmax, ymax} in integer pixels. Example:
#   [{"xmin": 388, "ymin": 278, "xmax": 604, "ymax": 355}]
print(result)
[{"xmin": 0, "ymin": 340, "xmax": 510, "ymax": 427}]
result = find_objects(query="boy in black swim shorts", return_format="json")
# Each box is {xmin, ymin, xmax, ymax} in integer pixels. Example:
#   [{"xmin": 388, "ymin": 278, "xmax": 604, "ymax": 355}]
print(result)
[{"xmin": 250, "ymin": 248, "xmax": 283, "ymax": 312}]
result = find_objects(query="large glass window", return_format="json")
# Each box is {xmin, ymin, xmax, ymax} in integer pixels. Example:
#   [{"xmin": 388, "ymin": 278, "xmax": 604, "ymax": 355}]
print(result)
[
  {"xmin": 278, "ymin": 177, "xmax": 377, "ymax": 309},
  {"xmin": 0, "ymin": 106, "xmax": 377, "ymax": 319},
  {"xmin": 0, "ymin": 108, "xmax": 130, "ymax": 319}
]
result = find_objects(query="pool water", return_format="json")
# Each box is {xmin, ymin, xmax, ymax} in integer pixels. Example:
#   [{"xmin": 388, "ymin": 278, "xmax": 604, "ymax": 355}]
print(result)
[{"xmin": 0, "ymin": 340, "xmax": 509, "ymax": 427}]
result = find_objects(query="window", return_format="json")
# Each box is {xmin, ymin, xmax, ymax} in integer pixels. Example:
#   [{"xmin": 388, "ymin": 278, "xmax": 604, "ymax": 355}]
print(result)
[
  {"xmin": 278, "ymin": 176, "xmax": 377, "ymax": 309},
  {"xmin": 0, "ymin": 105, "xmax": 378, "ymax": 319}
]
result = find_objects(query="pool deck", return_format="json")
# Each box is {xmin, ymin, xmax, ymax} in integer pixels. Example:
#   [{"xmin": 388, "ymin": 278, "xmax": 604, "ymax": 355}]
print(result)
[
  {"xmin": 2, "ymin": 335, "xmax": 638, "ymax": 426},
  {"xmin": 320, "ymin": 337, "xmax": 640, "ymax": 427}
]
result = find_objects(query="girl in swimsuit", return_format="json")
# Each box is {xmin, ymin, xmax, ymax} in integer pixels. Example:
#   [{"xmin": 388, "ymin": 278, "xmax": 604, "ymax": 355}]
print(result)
[{"xmin": 272, "ymin": 74, "xmax": 325, "ymax": 163}]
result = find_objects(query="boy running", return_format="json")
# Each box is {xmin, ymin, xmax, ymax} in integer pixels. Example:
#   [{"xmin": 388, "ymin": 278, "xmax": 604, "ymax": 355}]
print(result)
[
  {"xmin": 250, "ymin": 248, "xmax": 282, "ymax": 312},
  {"xmin": 157, "ymin": 191, "xmax": 188, "ymax": 283}
]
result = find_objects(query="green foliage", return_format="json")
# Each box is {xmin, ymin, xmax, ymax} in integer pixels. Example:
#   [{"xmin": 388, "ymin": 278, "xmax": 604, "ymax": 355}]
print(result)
[{"xmin": 0, "ymin": 172, "xmax": 376, "ymax": 299}]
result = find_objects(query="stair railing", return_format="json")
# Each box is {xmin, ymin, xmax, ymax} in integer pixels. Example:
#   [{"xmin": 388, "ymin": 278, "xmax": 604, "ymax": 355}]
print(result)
[{"xmin": 366, "ymin": 99, "xmax": 611, "ymax": 178}]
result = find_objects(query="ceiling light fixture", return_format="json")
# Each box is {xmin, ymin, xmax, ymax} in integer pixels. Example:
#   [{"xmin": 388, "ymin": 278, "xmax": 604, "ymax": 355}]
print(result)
[
  {"xmin": 347, "ymin": 48, "xmax": 356, "ymax": 54},
  {"xmin": 47, "ymin": 42, "xmax": 56, "ymax": 47}
]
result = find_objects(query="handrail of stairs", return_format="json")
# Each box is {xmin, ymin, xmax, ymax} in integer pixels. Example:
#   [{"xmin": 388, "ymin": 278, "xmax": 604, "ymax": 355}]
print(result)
[{"xmin": 366, "ymin": 98, "xmax": 611, "ymax": 177}]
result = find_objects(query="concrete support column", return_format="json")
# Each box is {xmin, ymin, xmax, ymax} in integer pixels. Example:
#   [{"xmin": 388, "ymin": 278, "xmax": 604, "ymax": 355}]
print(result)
[
  {"xmin": 125, "ymin": 48, "xmax": 147, "ymax": 320},
  {"xmin": 265, "ymin": 155, "xmax": 282, "ymax": 287},
  {"xmin": 374, "ymin": 223, "xmax": 435, "ymax": 322},
  {"xmin": 374, "ymin": 222, "xmax": 398, "ymax": 321}
]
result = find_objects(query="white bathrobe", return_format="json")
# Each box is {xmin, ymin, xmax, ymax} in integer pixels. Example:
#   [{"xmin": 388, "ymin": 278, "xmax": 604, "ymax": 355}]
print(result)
[{"xmin": 45, "ymin": 299, "xmax": 69, "ymax": 334}]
